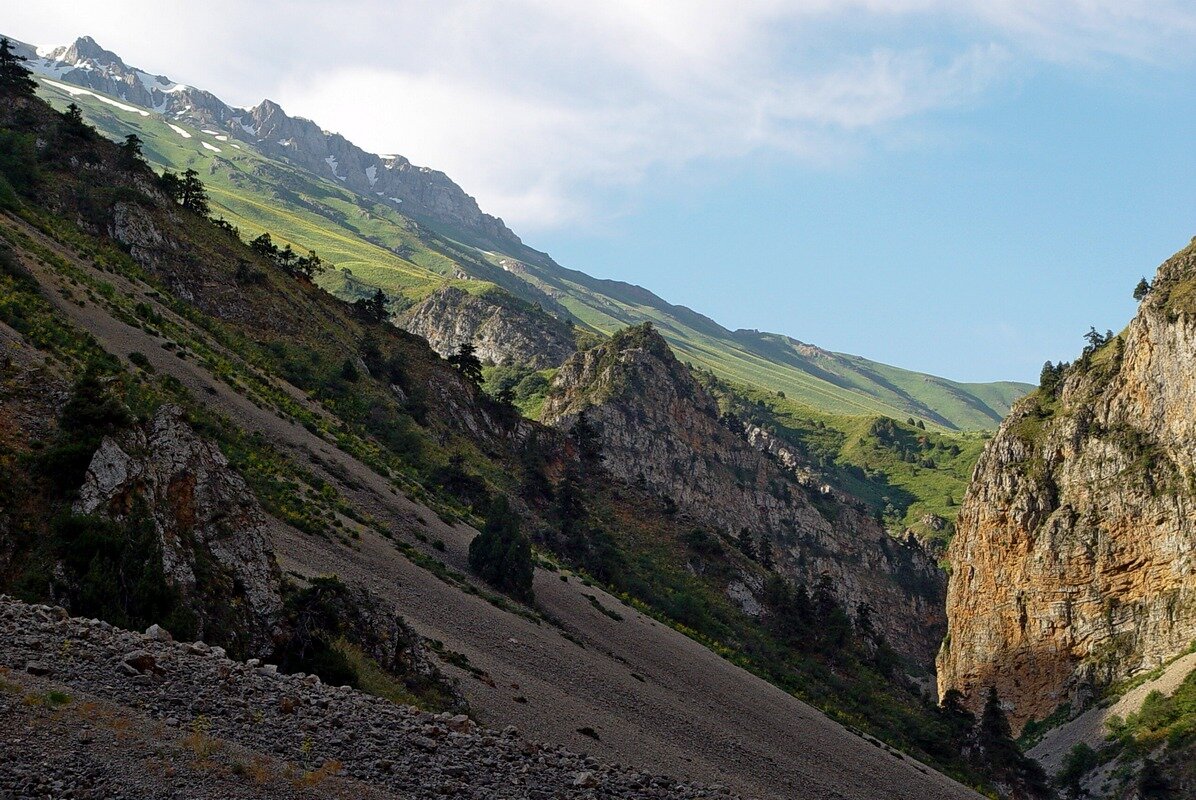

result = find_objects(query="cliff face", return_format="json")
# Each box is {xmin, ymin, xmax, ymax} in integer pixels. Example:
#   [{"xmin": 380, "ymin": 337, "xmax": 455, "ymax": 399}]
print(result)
[
  {"xmin": 75, "ymin": 405, "xmax": 284, "ymax": 656},
  {"xmin": 399, "ymin": 285, "xmax": 576, "ymax": 368},
  {"xmin": 939, "ymin": 241, "xmax": 1196, "ymax": 730},
  {"xmin": 540, "ymin": 325, "xmax": 946, "ymax": 665}
]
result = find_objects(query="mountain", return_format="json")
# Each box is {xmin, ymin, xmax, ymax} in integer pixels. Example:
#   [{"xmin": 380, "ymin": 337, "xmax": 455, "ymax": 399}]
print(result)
[
  {"xmin": 11, "ymin": 35, "xmax": 1031, "ymax": 431},
  {"xmin": 0, "ymin": 68, "xmax": 1005, "ymax": 797},
  {"xmin": 540, "ymin": 324, "xmax": 947, "ymax": 664},
  {"xmin": 938, "ymin": 240, "xmax": 1196, "ymax": 794}
]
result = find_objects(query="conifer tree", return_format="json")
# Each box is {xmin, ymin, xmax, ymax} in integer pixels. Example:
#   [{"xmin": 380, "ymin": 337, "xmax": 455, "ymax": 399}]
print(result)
[
  {"xmin": 0, "ymin": 38, "xmax": 37, "ymax": 97},
  {"xmin": 448, "ymin": 342, "xmax": 483, "ymax": 387},
  {"xmin": 468, "ymin": 495, "xmax": 534, "ymax": 603}
]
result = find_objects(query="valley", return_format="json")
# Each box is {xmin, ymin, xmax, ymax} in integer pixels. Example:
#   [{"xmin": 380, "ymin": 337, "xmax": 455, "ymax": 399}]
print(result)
[{"xmin": 0, "ymin": 30, "xmax": 1193, "ymax": 800}]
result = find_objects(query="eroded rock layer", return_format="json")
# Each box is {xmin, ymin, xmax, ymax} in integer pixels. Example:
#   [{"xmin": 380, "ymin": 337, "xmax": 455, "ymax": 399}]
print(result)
[{"xmin": 938, "ymin": 241, "xmax": 1196, "ymax": 730}]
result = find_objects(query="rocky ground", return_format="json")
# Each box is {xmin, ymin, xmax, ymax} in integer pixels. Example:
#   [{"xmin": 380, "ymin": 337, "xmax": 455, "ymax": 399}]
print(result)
[{"xmin": 0, "ymin": 596, "xmax": 735, "ymax": 800}]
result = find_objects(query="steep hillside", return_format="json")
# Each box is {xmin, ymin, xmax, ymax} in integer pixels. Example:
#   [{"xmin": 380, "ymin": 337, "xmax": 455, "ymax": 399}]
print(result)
[
  {"xmin": 540, "ymin": 325, "xmax": 946, "ymax": 665},
  {"xmin": 0, "ymin": 64, "xmax": 1002, "ymax": 798},
  {"xmin": 939, "ymin": 239, "xmax": 1196, "ymax": 739},
  {"xmin": 11, "ymin": 34, "xmax": 1031, "ymax": 431}
]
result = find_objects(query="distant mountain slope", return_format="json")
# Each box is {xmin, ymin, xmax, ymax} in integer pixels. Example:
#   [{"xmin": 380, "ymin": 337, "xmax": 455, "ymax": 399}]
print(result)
[{"xmin": 14, "ymin": 35, "xmax": 1031, "ymax": 429}]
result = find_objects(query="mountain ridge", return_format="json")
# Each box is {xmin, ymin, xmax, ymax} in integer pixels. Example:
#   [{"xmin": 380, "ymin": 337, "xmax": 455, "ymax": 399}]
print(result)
[{"xmin": 12, "ymin": 33, "xmax": 1032, "ymax": 431}]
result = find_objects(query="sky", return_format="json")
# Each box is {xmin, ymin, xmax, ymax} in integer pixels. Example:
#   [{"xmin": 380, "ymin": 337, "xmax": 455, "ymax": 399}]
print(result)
[{"xmin": 7, "ymin": 1, "xmax": 1196, "ymax": 383}]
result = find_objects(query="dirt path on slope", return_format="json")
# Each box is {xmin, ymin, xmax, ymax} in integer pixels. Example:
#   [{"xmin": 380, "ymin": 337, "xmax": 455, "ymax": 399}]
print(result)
[{"xmin": 4, "ymin": 213, "xmax": 983, "ymax": 800}]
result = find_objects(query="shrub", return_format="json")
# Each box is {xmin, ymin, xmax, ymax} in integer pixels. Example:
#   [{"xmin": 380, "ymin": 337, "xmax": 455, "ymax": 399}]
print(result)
[{"xmin": 468, "ymin": 496, "xmax": 534, "ymax": 603}]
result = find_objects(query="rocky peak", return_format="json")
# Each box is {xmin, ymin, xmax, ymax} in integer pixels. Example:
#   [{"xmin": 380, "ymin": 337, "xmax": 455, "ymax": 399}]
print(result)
[
  {"xmin": 75, "ymin": 405, "xmax": 284, "ymax": 656},
  {"xmin": 938, "ymin": 239, "xmax": 1196, "ymax": 731},
  {"xmin": 398, "ymin": 285, "xmax": 576, "ymax": 368},
  {"xmin": 541, "ymin": 325, "xmax": 947, "ymax": 665}
]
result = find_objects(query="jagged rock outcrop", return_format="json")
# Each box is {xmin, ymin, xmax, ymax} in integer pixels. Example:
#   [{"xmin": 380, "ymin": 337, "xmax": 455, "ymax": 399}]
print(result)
[
  {"xmin": 75, "ymin": 405, "xmax": 284, "ymax": 655},
  {"xmin": 540, "ymin": 325, "xmax": 946, "ymax": 665},
  {"xmin": 399, "ymin": 285, "xmax": 576, "ymax": 368},
  {"xmin": 939, "ymin": 240, "xmax": 1196, "ymax": 731}
]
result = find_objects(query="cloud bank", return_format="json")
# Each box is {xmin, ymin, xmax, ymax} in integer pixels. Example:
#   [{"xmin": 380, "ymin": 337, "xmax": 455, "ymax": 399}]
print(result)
[{"xmin": 7, "ymin": 1, "xmax": 1195, "ymax": 230}]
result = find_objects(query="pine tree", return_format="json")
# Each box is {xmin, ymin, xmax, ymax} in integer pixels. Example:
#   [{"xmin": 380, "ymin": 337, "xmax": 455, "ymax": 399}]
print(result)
[
  {"xmin": 0, "ymin": 38, "xmax": 37, "ymax": 97},
  {"xmin": 61, "ymin": 103, "xmax": 94, "ymax": 139},
  {"xmin": 118, "ymin": 134, "xmax": 144, "ymax": 168},
  {"xmin": 468, "ymin": 495, "xmax": 534, "ymax": 603},
  {"xmin": 736, "ymin": 527, "xmax": 756, "ymax": 560},
  {"xmin": 178, "ymin": 168, "xmax": 210, "ymax": 215},
  {"xmin": 759, "ymin": 536, "xmax": 773, "ymax": 569},
  {"xmin": 1134, "ymin": 277, "xmax": 1152, "ymax": 301},
  {"xmin": 448, "ymin": 342, "xmax": 483, "ymax": 387}
]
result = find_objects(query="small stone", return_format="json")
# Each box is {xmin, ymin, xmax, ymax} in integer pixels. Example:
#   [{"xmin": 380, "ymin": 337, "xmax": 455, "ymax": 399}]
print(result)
[
  {"xmin": 121, "ymin": 650, "xmax": 157, "ymax": 674},
  {"xmin": 164, "ymin": 717, "xmax": 180, "ymax": 727},
  {"xmin": 145, "ymin": 624, "xmax": 172, "ymax": 642},
  {"xmin": 572, "ymin": 771, "xmax": 599, "ymax": 788},
  {"xmin": 24, "ymin": 661, "xmax": 50, "ymax": 676}
]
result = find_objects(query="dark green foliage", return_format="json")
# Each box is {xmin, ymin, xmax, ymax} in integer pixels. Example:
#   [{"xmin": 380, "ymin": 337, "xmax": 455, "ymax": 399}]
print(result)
[
  {"xmin": 736, "ymin": 527, "xmax": 756, "ymax": 560},
  {"xmin": 60, "ymin": 103, "xmax": 94, "ymax": 141},
  {"xmin": 683, "ymin": 528, "xmax": 725, "ymax": 558},
  {"xmin": 1039, "ymin": 360, "xmax": 1067, "ymax": 395},
  {"xmin": 248, "ymin": 231, "xmax": 326, "ymax": 279},
  {"xmin": 34, "ymin": 370, "xmax": 132, "ymax": 492},
  {"xmin": 41, "ymin": 511, "xmax": 197, "ymax": 640},
  {"xmin": 160, "ymin": 168, "xmax": 210, "ymax": 215},
  {"xmin": 275, "ymin": 576, "xmax": 359, "ymax": 688},
  {"xmin": 571, "ymin": 411, "xmax": 603, "ymax": 462},
  {"xmin": 0, "ymin": 130, "xmax": 39, "ymax": 206},
  {"xmin": 448, "ymin": 342, "xmax": 484, "ymax": 387},
  {"xmin": 1134, "ymin": 277, "xmax": 1152, "ymax": 302},
  {"xmin": 352, "ymin": 287, "xmax": 390, "ymax": 322},
  {"xmin": 118, "ymin": 134, "xmax": 144, "ymax": 169},
  {"xmin": 1056, "ymin": 743, "xmax": 1098, "ymax": 798},
  {"xmin": 468, "ymin": 495, "xmax": 534, "ymax": 603},
  {"xmin": 0, "ymin": 37, "xmax": 36, "ymax": 96}
]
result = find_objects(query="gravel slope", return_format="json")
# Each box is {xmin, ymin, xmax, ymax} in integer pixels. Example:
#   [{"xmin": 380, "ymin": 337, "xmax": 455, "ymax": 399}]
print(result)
[
  {"xmin": 1028, "ymin": 651, "xmax": 1196, "ymax": 776},
  {"xmin": 4, "ymin": 213, "xmax": 982, "ymax": 800}
]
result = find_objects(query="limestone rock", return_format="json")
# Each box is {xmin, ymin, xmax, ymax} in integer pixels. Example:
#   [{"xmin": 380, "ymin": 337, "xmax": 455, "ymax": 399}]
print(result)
[
  {"xmin": 939, "ymin": 240, "xmax": 1196, "ymax": 731},
  {"xmin": 398, "ymin": 285, "xmax": 575, "ymax": 368},
  {"xmin": 540, "ymin": 324, "xmax": 946, "ymax": 665},
  {"xmin": 75, "ymin": 404, "xmax": 284, "ymax": 656}
]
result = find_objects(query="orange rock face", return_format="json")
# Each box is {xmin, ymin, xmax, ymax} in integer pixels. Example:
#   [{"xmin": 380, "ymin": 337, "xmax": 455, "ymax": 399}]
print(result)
[{"xmin": 938, "ymin": 242, "xmax": 1196, "ymax": 732}]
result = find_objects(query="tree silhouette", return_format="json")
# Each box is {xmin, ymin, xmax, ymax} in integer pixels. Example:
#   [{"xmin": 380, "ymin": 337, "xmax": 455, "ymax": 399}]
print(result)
[
  {"xmin": 448, "ymin": 342, "xmax": 483, "ymax": 387},
  {"xmin": 0, "ymin": 38, "xmax": 37, "ymax": 97},
  {"xmin": 468, "ymin": 495, "xmax": 534, "ymax": 603},
  {"xmin": 1134, "ymin": 277, "xmax": 1152, "ymax": 301}
]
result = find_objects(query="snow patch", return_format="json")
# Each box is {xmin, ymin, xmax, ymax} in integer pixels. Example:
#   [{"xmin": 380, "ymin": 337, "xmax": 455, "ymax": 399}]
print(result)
[
  {"xmin": 230, "ymin": 143, "xmax": 242, "ymax": 149},
  {"xmin": 201, "ymin": 129, "xmax": 221, "ymax": 135},
  {"xmin": 167, "ymin": 123, "xmax": 192, "ymax": 139},
  {"xmin": 201, "ymin": 141, "xmax": 221, "ymax": 153},
  {"xmin": 365, "ymin": 165, "xmax": 377, "ymax": 186},
  {"xmin": 42, "ymin": 79, "xmax": 150, "ymax": 117},
  {"xmin": 325, "ymin": 155, "xmax": 347, "ymax": 181},
  {"xmin": 214, "ymin": 135, "xmax": 228, "ymax": 141}
]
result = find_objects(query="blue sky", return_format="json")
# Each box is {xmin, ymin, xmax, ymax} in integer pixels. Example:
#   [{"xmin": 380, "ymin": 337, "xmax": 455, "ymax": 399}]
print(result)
[{"xmin": 8, "ymin": 1, "xmax": 1196, "ymax": 383}]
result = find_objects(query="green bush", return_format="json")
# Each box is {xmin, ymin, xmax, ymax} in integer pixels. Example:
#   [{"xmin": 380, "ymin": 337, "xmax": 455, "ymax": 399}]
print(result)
[
  {"xmin": 468, "ymin": 496, "xmax": 534, "ymax": 603},
  {"xmin": 45, "ymin": 511, "xmax": 196, "ymax": 640}
]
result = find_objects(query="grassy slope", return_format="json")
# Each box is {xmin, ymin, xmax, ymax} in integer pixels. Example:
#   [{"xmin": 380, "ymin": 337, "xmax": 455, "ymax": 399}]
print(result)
[
  {"xmin": 699, "ymin": 371, "xmax": 989, "ymax": 546},
  {"xmin": 33, "ymin": 77, "xmax": 1030, "ymax": 431}
]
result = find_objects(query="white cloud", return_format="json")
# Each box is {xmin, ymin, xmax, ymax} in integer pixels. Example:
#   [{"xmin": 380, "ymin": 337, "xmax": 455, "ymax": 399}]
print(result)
[{"xmin": 5, "ymin": 1, "xmax": 1194, "ymax": 230}]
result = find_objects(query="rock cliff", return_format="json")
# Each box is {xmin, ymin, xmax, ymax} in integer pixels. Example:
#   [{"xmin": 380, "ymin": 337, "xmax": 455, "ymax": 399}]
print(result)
[
  {"xmin": 398, "ymin": 285, "xmax": 576, "ymax": 368},
  {"xmin": 540, "ymin": 325, "xmax": 946, "ymax": 665},
  {"xmin": 939, "ymin": 240, "xmax": 1196, "ymax": 730},
  {"xmin": 75, "ymin": 405, "xmax": 284, "ymax": 656}
]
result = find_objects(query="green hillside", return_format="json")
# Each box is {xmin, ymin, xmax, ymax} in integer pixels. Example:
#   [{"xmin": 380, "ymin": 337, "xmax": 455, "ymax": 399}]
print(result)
[{"xmin": 34, "ymin": 77, "xmax": 1030, "ymax": 430}]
